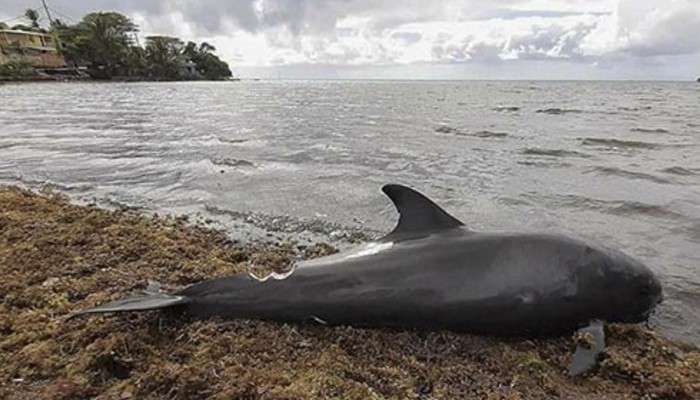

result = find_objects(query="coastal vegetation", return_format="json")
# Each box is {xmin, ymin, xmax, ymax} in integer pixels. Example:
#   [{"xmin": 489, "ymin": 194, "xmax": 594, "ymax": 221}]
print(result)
[
  {"xmin": 0, "ymin": 10, "xmax": 232, "ymax": 81},
  {"xmin": 0, "ymin": 59, "xmax": 35, "ymax": 78}
]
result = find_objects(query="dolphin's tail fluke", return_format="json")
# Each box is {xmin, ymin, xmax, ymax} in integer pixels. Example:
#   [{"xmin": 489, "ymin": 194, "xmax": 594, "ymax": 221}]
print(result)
[{"xmin": 70, "ymin": 282, "xmax": 189, "ymax": 318}]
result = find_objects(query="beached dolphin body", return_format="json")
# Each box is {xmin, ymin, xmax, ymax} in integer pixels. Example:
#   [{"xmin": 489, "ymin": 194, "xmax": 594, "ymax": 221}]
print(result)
[{"xmin": 75, "ymin": 184, "xmax": 663, "ymax": 375}]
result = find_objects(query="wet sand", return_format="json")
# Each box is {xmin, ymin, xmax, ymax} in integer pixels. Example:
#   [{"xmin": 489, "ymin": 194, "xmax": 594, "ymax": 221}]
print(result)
[{"xmin": 0, "ymin": 186, "xmax": 698, "ymax": 399}]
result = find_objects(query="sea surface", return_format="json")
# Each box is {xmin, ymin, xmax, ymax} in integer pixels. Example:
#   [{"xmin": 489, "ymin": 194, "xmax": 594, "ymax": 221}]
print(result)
[{"xmin": 1, "ymin": 80, "xmax": 699, "ymax": 345}]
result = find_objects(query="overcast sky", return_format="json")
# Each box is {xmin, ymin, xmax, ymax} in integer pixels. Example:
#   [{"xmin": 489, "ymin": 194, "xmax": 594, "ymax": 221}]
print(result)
[{"xmin": 3, "ymin": 0, "xmax": 699, "ymax": 80}]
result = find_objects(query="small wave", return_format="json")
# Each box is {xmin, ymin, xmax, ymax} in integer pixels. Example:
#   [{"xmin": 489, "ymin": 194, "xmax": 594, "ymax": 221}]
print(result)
[
  {"xmin": 211, "ymin": 158, "xmax": 256, "ymax": 168},
  {"xmin": 587, "ymin": 166, "xmax": 673, "ymax": 184},
  {"xmin": 610, "ymin": 202, "xmax": 684, "ymax": 219},
  {"xmin": 472, "ymin": 130, "xmax": 508, "ymax": 138},
  {"xmin": 631, "ymin": 127, "xmax": 670, "ymax": 133},
  {"xmin": 680, "ymin": 221, "xmax": 700, "ymax": 242},
  {"xmin": 4, "ymin": 176, "xmax": 94, "ymax": 193},
  {"xmin": 435, "ymin": 125, "xmax": 460, "ymax": 134},
  {"xmin": 0, "ymin": 143, "xmax": 19, "ymax": 150},
  {"xmin": 497, "ymin": 197, "xmax": 532, "ymax": 206},
  {"xmin": 527, "ymin": 193, "xmax": 683, "ymax": 220},
  {"xmin": 435, "ymin": 126, "xmax": 508, "ymax": 138},
  {"xmin": 580, "ymin": 138, "xmax": 660, "ymax": 150},
  {"xmin": 536, "ymin": 108, "xmax": 583, "ymax": 115},
  {"xmin": 493, "ymin": 106, "xmax": 520, "ymax": 112},
  {"xmin": 219, "ymin": 138, "xmax": 251, "ymax": 144},
  {"xmin": 522, "ymin": 148, "xmax": 590, "ymax": 158},
  {"xmin": 618, "ymin": 106, "xmax": 652, "ymax": 111},
  {"xmin": 661, "ymin": 167, "xmax": 697, "ymax": 176},
  {"xmin": 204, "ymin": 205, "xmax": 375, "ymax": 242},
  {"xmin": 517, "ymin": 160, "xmax": 572, "ymax": 168}
]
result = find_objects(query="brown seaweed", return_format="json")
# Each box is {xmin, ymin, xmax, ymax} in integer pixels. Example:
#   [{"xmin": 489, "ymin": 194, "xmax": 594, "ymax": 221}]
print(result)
[{"xmin": 1, "ymin": 186, "xmax": 698, "ymax": 399}]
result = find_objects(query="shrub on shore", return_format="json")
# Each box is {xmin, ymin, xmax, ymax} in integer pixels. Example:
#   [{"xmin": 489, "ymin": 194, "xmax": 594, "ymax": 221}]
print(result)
[{"xmin": 0, "ymin": 60, "xmax": 36, "ymax": 78}]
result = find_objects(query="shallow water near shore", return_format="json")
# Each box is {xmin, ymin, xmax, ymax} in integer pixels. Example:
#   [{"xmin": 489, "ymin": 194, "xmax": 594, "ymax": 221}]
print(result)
[{"xmin": 1, "ymin": 80, "xmax": 699, "ymax": 345}]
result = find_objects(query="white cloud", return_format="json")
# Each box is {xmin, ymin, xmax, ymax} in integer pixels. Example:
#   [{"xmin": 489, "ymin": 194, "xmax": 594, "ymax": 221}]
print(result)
[
  {"xmin": 582, "ymin": 0, "xmax": 700, "ymax": 57},
  {"xmin": 1, "ymin": 0, "xmax": 698, "ymax": 78}
]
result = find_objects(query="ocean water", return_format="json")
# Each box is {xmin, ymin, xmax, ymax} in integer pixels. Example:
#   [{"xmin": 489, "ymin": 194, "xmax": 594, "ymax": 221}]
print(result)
[{"xmin": 1, "ymin": 80, "xmax": 699, "ymax": 345}]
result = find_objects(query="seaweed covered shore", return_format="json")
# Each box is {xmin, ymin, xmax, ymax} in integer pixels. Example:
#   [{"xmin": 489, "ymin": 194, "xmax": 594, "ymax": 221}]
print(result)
[{"xmin": 1, "ymin": 186, "xmax": 698, "ymax": 399}]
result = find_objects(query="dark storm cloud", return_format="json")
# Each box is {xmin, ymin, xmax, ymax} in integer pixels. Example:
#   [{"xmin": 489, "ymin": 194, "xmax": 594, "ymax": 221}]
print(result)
[
  {"xmin": 2, "ymin": 0, "xmax": 534, "ymax": 36},
  {"xmin": 2, "ymin": 0, "xmax": 423, "ymax": 35},
  {"xmin": 1, "ymin": 0, "xmax": 258, "ymax": 34},
  {"xmin": 1, "ymin": 1, "xmax": 604, "ymax": 37}
]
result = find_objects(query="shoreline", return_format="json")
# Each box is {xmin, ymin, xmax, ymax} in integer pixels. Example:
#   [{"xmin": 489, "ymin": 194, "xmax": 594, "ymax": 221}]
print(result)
[
  {"xmin": 0, "ymin": 185, "xmax": 698, "ymax": 399},
  {"xmin": 0, "ymin": 76, "xmax": 240, "ymax": 83}
]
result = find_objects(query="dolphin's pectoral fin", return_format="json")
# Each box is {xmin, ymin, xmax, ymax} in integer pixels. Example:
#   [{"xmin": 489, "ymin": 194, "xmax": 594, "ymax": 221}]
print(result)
[
  {"xmin": 380, "ymin": 184, "xmax": 464, "ymax": 241},
  {"xmin": 568, "ymin": 320, "xmax": 605, "ymax": 376},
  {"xmin": 69, "ymin": 282, "xmax": 189, "ymax": 318}
]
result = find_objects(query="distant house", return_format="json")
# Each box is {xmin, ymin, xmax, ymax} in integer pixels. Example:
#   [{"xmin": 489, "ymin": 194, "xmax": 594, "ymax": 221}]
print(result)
[{"xmin": 0, "ymin": 29, "xmax": 66, "ymax": 68}]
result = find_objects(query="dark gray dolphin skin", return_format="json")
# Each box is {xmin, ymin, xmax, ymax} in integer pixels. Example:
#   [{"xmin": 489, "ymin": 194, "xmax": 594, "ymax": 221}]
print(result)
[{"xmin": 75, "ymin": 184, "xmax": 663, "ymax": 375}]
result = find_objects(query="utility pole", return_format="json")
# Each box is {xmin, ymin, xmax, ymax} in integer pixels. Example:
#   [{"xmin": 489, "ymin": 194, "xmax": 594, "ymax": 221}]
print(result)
[
  {"xmin": 41, "ymin": 0, "xmax": 63, "ymax": 54},
  {"xmin": 41, "ymin": 0, "xmax": 54, "ymax": 27}
]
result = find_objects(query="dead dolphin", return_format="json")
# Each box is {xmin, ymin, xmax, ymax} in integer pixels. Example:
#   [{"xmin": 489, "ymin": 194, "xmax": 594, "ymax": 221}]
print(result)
[{"xmin": 74, "ymin": 184, "xmax": 663, "ymax": 375}]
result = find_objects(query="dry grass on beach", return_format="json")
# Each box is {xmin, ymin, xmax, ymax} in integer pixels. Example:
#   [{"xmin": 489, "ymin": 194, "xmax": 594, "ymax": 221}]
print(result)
[{"xmin": 0, "ymin": 186, "xmax": 698, "ymax": 399}]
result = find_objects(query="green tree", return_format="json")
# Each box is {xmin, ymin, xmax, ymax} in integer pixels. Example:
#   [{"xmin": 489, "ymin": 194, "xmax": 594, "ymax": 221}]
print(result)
[
  {"xmin": 182, "ymin": 41, "xmax": 199, "ymax": 60},
  {"xmin": 125, "ymin": 45, "xmax": 147, "ymax": 77},
  {"xmin": 0, "ymin": 60, "xmax": 36, "ymax": 78},
  {"xmin": 56, "ymin": 12, "xmax": 137, "ymax": 78},
  {"xmin": 50, "ymin": 18, "xmax": 66, "ymax": 30},
  {"xmin": 52, "ymin": 22, "xmax": 82, "ymax": 65},
  {"xmin": 145, "ymin": 35, "xmax": 185, "ymax": 80},
  {"xmin": 198, "ymin": 42, "xmax": 216, "ymax": 54},
  {"xmin": 31, "ymin": 9, "xmax": 231, "ymax": 81},
  {"xmin": 182, "ymin": 40, "xmax": 232, "ymax": 80},
  {"xmin": 24, "ymin": 9, "xmax": 40, "ymax": 29}
]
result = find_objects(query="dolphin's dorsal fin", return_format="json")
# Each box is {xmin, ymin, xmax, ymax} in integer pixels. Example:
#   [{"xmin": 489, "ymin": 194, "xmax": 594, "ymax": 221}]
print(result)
[{"xmin": 380, "ymin": 184, "xmax": 464, "ymax": 241}]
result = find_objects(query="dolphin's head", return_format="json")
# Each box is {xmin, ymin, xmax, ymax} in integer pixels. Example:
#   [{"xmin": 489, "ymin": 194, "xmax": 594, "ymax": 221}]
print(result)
[{"xmin": 579, "ymin": 246, "xmax": 663, "ymax": 323}]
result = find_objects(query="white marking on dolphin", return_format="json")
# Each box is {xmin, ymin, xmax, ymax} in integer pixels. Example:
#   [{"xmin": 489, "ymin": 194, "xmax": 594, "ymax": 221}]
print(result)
[
  {"xmin": 344, "ymin": 242, "xmax": 393, "ymax": 259},
  {"xmin": 73, "ymin": 184, "xmax": 663, "ymax": 376},
  {"xmin": 248, "ymin": 263, "xmax": 297, "ymax": 282}
]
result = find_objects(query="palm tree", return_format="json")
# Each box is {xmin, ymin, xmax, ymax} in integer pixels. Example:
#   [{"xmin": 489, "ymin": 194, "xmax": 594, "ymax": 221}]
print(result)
[
  {"xmin": 144, "ymin": 35, "xmax": 185, "ymax": 80},
  {"xmin": 25, "ymin": 9, "xmax": 40, "ymax": 29},
  {"xmin": 73, "ymin": 12, "xmax": 138, "ymax": 78},
  {"xmin": 199, "ymin": 42, "xmax": 216, "ymax": 54},
  {"xmin": 180, "ymin": 40, "xmax": 231, "ymax": 80}
]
